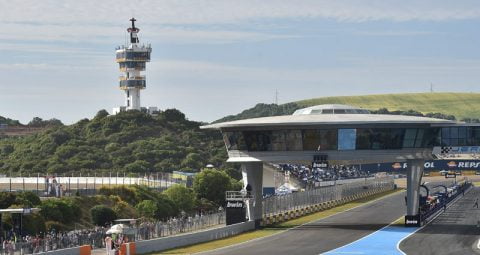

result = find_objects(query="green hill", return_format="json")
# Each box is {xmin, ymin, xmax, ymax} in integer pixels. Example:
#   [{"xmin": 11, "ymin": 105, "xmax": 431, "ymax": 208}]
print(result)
[
  {"xmin": 215, "ymin": 92, "xmax": 480, "ymax": 122},
  {"xmin": 0, "ymin": 109, "xmax": 227, "ymax": 174}
]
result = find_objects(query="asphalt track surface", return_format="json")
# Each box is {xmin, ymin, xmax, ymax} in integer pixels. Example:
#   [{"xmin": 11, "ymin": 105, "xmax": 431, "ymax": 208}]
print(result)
[
  {"xmin": 400, "ymin": 187, "xmax": 480, "ymax": 255},
  {"xmin": 200, "ymin": 191, "xmax": 405, "ymax": 255}
]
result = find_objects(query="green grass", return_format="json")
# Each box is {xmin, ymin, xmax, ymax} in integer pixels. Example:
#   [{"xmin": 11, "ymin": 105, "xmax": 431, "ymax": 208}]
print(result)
[
  {"xmin": 146, "ymin": 189, "xmax": 403, "ymax": 255},
  {"xmin": 296, "ymin": 92, "xmax": 480, "ymax": 120}
]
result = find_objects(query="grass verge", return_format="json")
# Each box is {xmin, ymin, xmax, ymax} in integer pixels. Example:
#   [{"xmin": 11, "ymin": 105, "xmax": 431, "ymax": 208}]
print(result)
[{"xmin": 146, "ymin": 188, "xmax": 403, "ymax": 255}]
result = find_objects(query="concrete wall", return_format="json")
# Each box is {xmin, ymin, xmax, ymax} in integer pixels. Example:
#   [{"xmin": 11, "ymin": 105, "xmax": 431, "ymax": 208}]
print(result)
[
  {"xmin": 136, "ymin": 221, "xmax": 255, "ymax": 254},
  {"xmin": 35, "ymin": 247, "xmax": 80, "ymax": 255}
]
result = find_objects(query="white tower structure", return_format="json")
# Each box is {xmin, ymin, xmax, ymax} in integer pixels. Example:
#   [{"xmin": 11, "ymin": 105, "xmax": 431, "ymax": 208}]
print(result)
[{"xmin": 114, "ymin": 18, "xmax": 151, "ymax": 112}]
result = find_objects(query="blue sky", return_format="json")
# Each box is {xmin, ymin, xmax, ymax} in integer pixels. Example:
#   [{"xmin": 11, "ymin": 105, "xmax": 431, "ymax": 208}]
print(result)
[{"xmin": 2, "ymin": 0, "xmax": 480, "ymax": 124}]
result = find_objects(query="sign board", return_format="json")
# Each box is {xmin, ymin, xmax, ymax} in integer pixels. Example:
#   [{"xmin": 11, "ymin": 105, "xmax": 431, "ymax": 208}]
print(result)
[
  {"xmin": 445, "ymin": 173, "xmax": 456, "ymax": 179},
  {"xmin": 226, "ymin": 201, "xmax": 246, "ymax": 225},
  {"xmin": 405, "ymin": 215, "xmax": 421, "ymax": 227},
  {"xmin": 312, "ymin": 155, "xmax": 328, "ymax": 169},
  {"xmin": 22, "ymin": 208, "xmax": 32, "ymax": 215},
  {"xmin": 433, "ymin": 146, "xmax": 480, "ymax": 155},
  {"xmin": 358, "ymin": 160, "xmax": 480, "ymax": 172}
]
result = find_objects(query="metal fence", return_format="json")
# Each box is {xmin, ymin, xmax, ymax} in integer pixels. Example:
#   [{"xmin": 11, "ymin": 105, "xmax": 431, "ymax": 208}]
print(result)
[
  {"xmin": 0, "ymin": 172, "xmax": 187, "ymax": 197},
  {"xmin": 262, "ymin": 177, "xmax": 394, "ymax": 217},
  {"xmin": 0, "ymin": 212, "xmax": 225, "ymax": 254}
]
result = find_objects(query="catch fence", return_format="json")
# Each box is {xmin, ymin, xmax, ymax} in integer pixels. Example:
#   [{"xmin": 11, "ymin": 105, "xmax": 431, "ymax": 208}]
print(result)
[
  {"xmin": 0, "ymin": 172, "xmax": 187, "ymax": 197},
  {"xmin": 262, "ymin": 177, "xmax": 394, "ymax": 217}
]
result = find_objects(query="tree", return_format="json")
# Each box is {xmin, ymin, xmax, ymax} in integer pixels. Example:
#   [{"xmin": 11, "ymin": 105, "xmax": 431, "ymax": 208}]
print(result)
[
  {"xmin": 164, "ymin": 185, "xmax": 195, "ymax": 213},
  {"xmin": 181, "ymin": 153, "xmax": 203, "ymax": 170},
  {"xmin": 135, "ymin": 200, "xmax": 157, "ymax": 219},
  {"xmin": 40, "ymin": 199, "xmax": 80, "ymax": 224},
  {"xmin": 0, "ymin": 193, "xmax": 16, "ymax": 209},
  {"xmin": 162, "ymin": 109, "xmax": 186, "ymax": 122},
  {"xmin": 28, "ymin": 117, "xmax": 44, "ymax": 127},
  {"xmin": 16, "ymin": 191, "xmax": 41, "ymax": 207},
  {"xmin": 154, "ymin": 194, "xmax": 178, "ymax": 220},
  {"xmin": 94, "ymin": 109, "xmax": 109, "ymax": 119},
  {"xmin": 125, "ymin": 160, "xmax": 151, "ymax": 172},
  {"xmin": 90, "ymin": 205, "xmax": 117, "ymax": 226},
  {"xmin": 193, "ymin": 169, "xmax": 232, "ymax": 206}
]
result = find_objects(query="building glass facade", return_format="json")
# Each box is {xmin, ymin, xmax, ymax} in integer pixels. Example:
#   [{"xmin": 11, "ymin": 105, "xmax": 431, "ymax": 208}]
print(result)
[{"xmin": 221, "ymin": 127, "xmax": 461, "ymax": 152}]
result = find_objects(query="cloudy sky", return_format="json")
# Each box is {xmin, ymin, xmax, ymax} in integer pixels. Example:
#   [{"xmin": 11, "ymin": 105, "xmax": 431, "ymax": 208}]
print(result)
[{"xmin": 2, "ymin": 0, "xmax": 480, "ymax": 124}]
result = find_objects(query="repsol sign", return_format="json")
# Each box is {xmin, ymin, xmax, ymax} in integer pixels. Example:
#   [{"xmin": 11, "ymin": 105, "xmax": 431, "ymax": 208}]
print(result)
[{"xmin": 361, "ymin": 160, "xmax": 480, "ymax": 172}]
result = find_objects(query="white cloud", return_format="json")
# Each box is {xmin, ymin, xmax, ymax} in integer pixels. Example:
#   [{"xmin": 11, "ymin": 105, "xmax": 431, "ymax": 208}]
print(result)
[
  {"xmin": 1, "ymin": 1, "xmax": 479, "ymax": 44},
  {"xmin": 1, "ymin": 0, "xmax": 480, "ymax": 25}
]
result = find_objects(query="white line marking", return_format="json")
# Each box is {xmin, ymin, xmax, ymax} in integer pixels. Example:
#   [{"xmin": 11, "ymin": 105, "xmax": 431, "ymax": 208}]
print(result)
[
  {"xmin": 195, "ymin": 190, "xmax": 404, "ymax": 255},
  {"xmin": 396, "ymin": 185, "xmax": 474, "ymax": 255},
  {"xmin": 321, "ymin": 215, "xmax": 403, "ymax": 255}
]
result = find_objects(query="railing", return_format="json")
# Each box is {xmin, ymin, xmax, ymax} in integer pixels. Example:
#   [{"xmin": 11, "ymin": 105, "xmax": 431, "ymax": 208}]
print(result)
[
  {"xmin": 262, "ymin": 177, "xmax": 394, "ymax": 217},
  {"xmin": 0, "ymin": 212, "xmax": 225, "ymax": 254},
  {"xmin": 0, "ymin": 172, "xmax": 188, "ymax": 197},
  {"xmin": 420, "ymin": 181, "xmax": 471, "ymax": 223},
  {"xmin": 119, "ymin": 76, "xmax": 146, "ymax": 81}
]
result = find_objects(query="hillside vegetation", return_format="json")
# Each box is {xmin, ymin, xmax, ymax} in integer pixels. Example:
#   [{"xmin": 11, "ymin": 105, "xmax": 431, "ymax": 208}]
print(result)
[
  {"xmin": 0, "ymin": 109, "xmax": 227, "ymax": 174},
  {"xmin": 215, "ymin": 92, "xmax": 480, "ymax": 122}
]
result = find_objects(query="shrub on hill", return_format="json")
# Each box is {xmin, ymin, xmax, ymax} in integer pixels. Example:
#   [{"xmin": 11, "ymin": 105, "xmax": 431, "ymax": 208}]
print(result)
[{"xmin": 90, "ymin": 205, "xmax": 117, "ymax": 226}]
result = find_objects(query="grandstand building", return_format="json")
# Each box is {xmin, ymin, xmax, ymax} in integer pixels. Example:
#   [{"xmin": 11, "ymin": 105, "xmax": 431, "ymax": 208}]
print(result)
[{"xmin": 203, "ymin": 104, "xmax": 480, "ymax": 226}]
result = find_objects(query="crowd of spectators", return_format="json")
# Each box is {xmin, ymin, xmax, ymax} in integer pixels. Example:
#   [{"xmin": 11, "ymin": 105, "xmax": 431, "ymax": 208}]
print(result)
[
  {"xmin": 275, "ymin": 163, "xmax": 370, "ymax": 188},
  {"xmin": 0, "ymin": 212, "xmax": 225, "ymax": 254},
  {"xmin": 0, "ymin": 228, "xmax": 106, "ymax": 254}
]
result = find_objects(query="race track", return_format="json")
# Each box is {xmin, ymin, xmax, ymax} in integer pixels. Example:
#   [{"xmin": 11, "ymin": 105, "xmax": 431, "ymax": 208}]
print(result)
[
  {"xmin": 200, "ymin": 191, "xmax": 405, "ymax": 255},
  {"xmin": 400, "ymin": 187, "xmax": 480, "ymax": 255}
]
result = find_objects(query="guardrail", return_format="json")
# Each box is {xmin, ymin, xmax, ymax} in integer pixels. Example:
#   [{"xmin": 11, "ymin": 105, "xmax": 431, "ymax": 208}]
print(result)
[{"xmin": 420, "ymin": 181, "xmax": 472, "ymax": 224}]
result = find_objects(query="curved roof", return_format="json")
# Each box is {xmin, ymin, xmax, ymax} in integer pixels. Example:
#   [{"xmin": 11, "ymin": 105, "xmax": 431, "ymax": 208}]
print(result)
[
  {"xmin": 202, "ymin": 113, "xmax": 456, "ymax": 129},
  {"xmin": 292, "ymin": 104, "xmax": 370, "ymax": 115}
]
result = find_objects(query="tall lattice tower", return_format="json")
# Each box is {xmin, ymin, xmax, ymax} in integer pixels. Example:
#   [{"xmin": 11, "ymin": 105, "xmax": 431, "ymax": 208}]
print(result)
[{"xmin": 114, "ymin": 18, "xmax": 152, "ymax": 112}]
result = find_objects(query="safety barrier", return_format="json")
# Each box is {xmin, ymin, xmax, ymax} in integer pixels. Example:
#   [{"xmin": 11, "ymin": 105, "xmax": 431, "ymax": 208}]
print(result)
[
  {"xmin": 35, "ymin": 245, "xmax": 91, "ymax": 255},
  {"xmin": 134, "ymin": 221, "xmax": 255, "ymax": 254},
  {"xmin": 261, "ymin": 180, "xmax": 394, "ymax": 226}
]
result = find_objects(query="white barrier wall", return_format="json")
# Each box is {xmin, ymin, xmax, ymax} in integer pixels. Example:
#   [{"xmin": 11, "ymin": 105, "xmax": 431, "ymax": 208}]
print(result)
[
  {"xmin": 35, "ymin": 246, "xmax": 80, "ymax": 255},
  {"xmin": 135, "ymin": 221, "xmax": 255, "ymax": 254}
]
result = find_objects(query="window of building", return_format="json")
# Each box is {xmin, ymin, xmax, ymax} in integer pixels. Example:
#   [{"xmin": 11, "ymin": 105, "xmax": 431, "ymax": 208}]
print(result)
[
  {"xmin": 402, "ymin": 128, "xmax": 417, "ymax": 148},
  {"xmin": 338, "ymin": 129, "xmax": 356, "ymax": 150},
  {"xmin": 356, "ymin": 128, "xmax": 404, "ymax": 150},
  {"xmin": 271, "ymin": 131, "xmax": 286, "ymax": 151},
  {"xmin": 303, "ymin": 129, "xmax": 337, "ymax": 150},
  {"xmin": 243, "ymin": 131, "xmax": 272, "ymax": 151},
  {"xmin": 285, "ymin": 130, "xmax": 303, "ymax": 151},
  {"xmin": 222, "ymin": 132, "xmax": 247, "ymax": 151}
]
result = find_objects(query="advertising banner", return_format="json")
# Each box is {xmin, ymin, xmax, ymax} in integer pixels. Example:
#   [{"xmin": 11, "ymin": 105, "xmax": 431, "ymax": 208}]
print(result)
[
  {"xmin": 226, "ymin": 201, "xmax": 246, "ymax": 225},
  {"xmin": 360, "ymin": 160, "xmax": 480, "ymax": 172}
]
